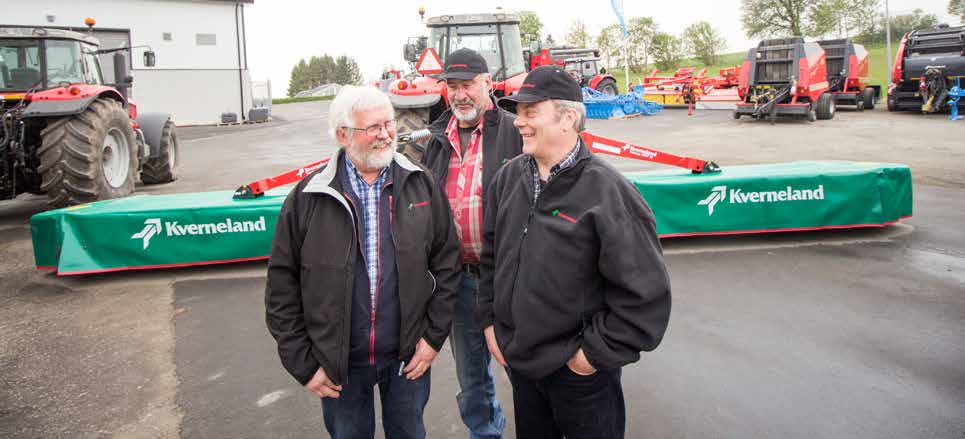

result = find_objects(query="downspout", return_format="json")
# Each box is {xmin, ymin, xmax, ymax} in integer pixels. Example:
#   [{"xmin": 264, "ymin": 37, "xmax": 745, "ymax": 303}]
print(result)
[{"xmin": 235, "ymin": 2, "xmax": 246, "ymax": 121}]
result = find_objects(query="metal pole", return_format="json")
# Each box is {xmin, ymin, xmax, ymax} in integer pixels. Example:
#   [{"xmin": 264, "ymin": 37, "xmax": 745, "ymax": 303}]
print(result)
[
  {"xmin": 624, "ymin": 36, "xmax": 630, "ymax": 92},
  {"xmin": 885, "ymin": 0, "xmax": 892, "ymax": 88}
]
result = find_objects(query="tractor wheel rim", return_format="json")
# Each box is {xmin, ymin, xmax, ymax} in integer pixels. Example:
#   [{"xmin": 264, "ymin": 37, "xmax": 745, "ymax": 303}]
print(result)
[
  {"xmin": 169, "ymin": 133, "xmax": 177, "ymax": 168},
  {"xmin": 103, "ymin": 127, "xmax": 131, "ymax": 188}
]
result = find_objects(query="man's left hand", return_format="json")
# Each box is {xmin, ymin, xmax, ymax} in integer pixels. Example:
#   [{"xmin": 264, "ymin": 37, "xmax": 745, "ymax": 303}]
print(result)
[
  {"xmin": 403, "ymin": 338, "xmax": 437, "ymax": 380},
  {"xmin": 567, "ymin": 348, "xmax": 597, "ymax": 376}
]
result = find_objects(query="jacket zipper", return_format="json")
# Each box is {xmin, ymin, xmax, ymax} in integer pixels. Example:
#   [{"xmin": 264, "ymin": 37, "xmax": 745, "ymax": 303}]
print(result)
[
  {"xmin": 506, "ymin": 161, "xmax": 583, "ymax": 325},
  {"xmin": 337, "ymin": 190, "xmax": 360, "ymax": 385},
  {"xmin": 370, "ymin": 184, "xmax": 392, "ymax": 366}
]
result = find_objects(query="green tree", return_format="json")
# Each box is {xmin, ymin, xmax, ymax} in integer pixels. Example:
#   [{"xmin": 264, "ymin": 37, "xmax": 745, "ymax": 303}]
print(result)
[
  {"xmin": 519, "ymin": 11, "xmax": 544, "ymax": 46},
  {"xmin": 682, "ymin": 21, "xmax": 727, "ymax": 66},
  {"xmin": 628, "ymin": 17, "xmax": 658, "ymax": 70},
  {"xmin": 856, "ymin": 9, "xmax": 939, "ymax": 43},
  {"xmin": 950, "ymin": 0, "xmax": 965, "ymax": 23},
  {"xmin": 287, "ymin": 58, "xmax": 310, "ymax": 97},
  {"xmin": 810, "ymin": 0, "xmax": 880, "ymax": 38},
  {"xmin": 740, "ymin": 0, "xmax": 833, "ymax": 38},
  {"xmin": 650, "ymin": 32, "xmax": 684, "ymax": 71},
  {"xmin": 565, "ymin": 19, "xmax": 590, "ymax": 47},
  {"xmin": 334, "ymin": 55, "xmax": 363, "ymax": 85},
  {"xmin": 596, "ymin": 24, "xmax": 624, "ymax": 70}
]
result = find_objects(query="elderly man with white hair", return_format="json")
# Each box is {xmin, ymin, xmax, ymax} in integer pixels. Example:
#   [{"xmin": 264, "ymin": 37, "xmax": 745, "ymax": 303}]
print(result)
[{"xmin": 266, "ymin": 85, "xmax": 461, "ymax": 439}]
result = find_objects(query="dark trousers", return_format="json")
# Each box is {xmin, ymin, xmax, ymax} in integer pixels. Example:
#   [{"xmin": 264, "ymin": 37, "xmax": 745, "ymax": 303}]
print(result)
[
  {"xmin": 507, "ymin": 366, "xmax": 625, "ymax": 439},
  {"xmin": 321, "ymin": 360, "xmax": 430, "ymax": 439}
]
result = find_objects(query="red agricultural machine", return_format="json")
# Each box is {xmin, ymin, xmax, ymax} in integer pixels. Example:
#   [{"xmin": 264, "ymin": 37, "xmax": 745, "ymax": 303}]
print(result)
[
  {"xmin": 632, "ymin": 66, "xmax": 741, "ymax": 111},
  {"xmin": 0, "ymin": 23, "xmax": 178, "ymax": 207},
  {"xmin": 734, "ymin": 37, "xmax": 835, "ymax": 123},
  {"xmin": 817, "ymin": 38, "xmax": 879, "ymax": 110},
  {"xmin": 888, "ymin": 24, "xmax": 965, "ymax": 114},
  {"xmin": 524, "ymin": 43, "xmax": 617, "ymax": 95},
  {"xmin": 388, "ymin": 11, "xmax": 616, "ymax": 158}
]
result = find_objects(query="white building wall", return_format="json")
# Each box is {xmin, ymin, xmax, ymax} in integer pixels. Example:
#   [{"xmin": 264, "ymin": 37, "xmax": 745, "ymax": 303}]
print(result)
[{"xmin": 3, "ymin": 0, "xmax": 251, "ymax": 125}]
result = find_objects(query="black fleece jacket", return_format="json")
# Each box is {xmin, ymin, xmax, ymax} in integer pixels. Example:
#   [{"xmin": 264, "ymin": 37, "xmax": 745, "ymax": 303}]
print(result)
[{"xmin": 476, "ymin": 139, "xmax": 672, "ymax": 380}]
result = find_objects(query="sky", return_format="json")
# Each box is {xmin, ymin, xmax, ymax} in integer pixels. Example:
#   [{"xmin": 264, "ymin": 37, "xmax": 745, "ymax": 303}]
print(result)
[{"xmin": 244, "ymin": 0, "xmax": 961, "ymax": 98}]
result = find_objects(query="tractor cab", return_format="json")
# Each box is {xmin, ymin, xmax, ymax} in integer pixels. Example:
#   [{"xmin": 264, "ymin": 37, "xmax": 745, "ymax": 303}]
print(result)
[
  {"xmin": 0, "ymin": 28, "xmax": 106, "ymax": 95},
  {"xmin": 418, "ymin": 12, "xmax": 526, "ymax": 83},
  {"xmin": 561, "ymin": 56, "xmax": 617, "ymax": 95}
]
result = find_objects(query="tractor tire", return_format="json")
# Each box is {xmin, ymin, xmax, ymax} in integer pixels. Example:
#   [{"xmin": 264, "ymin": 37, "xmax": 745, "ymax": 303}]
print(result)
[
  {"xmin": 808, "ymin": 108, "xmax": 818, "ymax": 122},
  {"xmin": 861, "ymin": 88, "xmax": 876, "ymax": 110},
  {"xmin": 816, "ymin": 93, "xmax": 835, "ymax": 120},
  {"xmin": 856, "ymin": 98, "xmax": 865, "ymax": 111},
  {"xmin": 395, "ymin": 107, "xmax": 430, "ymax": 162},
  {"xmin": 140, "ymin": 119, "xmax": 179, "ymax": 184},
  {"xmin": 595, "ymin": 78, "xmax": 618, "ymax": 96},
  {"xmin": 732, "ymin": 111, "xmax": 740, "ymax": 120},
  {"xmin": 37, "ymin": 98, "xmax": 137, "ymax": 208}
]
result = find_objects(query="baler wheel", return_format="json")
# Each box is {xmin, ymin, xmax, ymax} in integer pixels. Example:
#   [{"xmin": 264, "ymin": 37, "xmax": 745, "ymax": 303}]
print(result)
[
  {"xmin": 861, "ymin": 88, "xmax": 876, "ymax": 110},
  {"xmin": 816, "ymin": 93, "xmax": 835, "ymax": 120}
]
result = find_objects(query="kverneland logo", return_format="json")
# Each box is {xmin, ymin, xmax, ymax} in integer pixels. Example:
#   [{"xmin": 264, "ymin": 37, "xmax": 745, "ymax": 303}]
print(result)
[
  {"xmin": 698, "ymin": 185, "xmax": 826, "ymax": 216},
  {"xmin": 131, "ymin": 216, "xmax": 267, "ymax": 249}
]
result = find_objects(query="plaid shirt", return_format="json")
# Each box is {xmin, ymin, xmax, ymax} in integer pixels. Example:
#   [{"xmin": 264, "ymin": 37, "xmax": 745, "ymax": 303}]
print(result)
[
  {"xmin": 529, "ymin": 138, "xmax": 582, "ymax": 204},
  {"xmin": 444, "ymin": 106, "xmax": 491, "ymax": 264},
  {"xmin": 344, "ymin": 157, "xmax": 391, "ymax": 308}
]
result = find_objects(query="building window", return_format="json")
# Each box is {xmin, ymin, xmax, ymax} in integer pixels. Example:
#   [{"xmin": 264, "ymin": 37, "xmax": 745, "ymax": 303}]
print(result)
[
  {"xmin": 196, "ymin": 33, "xmax": 216, "ymax": 46},
  {"xmin": 163, "ymin": 32, "xmax": 172, "ymax": 41}
]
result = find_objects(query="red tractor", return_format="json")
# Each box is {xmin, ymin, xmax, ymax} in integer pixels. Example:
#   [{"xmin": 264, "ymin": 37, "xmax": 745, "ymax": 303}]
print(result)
[
  {"xmin": 388, "ymin": 11, "xmax": 615, "ymax": 158},
  {"xmin": 524, "ymin": 44, "xmax": 617, "ymax": 95},
  {"xmin": 817, "ymin": 38, "xmax": 879, "ymax": 110},
  {"xmin": 0, "ymin": 23, "xmax": 177, "ymax": 207},
  {"xmin": 734, "ymin": 37, "xmax": 834, "ymax": 123}
]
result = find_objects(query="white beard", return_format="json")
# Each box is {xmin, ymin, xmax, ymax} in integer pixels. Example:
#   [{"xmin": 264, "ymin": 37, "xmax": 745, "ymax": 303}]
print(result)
[
  {"xmin": 453, "ymin": 105, "xmax": 480, "ymax": 122},
  {"xmin": 346, "ymin": 138, "xmax": 396, "ymax": 172}
]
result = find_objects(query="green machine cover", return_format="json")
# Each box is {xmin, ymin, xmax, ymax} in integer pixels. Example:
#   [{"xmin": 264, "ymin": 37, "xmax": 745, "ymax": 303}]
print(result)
[{"xmin": 32, "ymin": 161, "xmax": 912, "ymax": 275}]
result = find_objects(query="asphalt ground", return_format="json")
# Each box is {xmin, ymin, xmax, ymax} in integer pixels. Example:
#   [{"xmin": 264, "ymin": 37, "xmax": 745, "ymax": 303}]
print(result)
[{"xmin": 0, "ymin": 101, "xmax": 963, "ymax": 438}]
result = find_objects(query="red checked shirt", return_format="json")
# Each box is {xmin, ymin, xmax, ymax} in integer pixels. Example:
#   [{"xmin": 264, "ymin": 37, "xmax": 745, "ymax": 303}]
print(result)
[{"xmin": 444, "ymin": 104, "xmax": 491, "ymax": 264}]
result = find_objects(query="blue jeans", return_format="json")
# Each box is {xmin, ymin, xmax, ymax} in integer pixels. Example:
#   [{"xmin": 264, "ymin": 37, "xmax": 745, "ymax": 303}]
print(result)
[
  {"xmin": 321, "ymin": 360, "xmax": 430, "ymax": 439},
  {"xmin": 450, "ymin": 272, "xmax": 505, "ymax": 439}
]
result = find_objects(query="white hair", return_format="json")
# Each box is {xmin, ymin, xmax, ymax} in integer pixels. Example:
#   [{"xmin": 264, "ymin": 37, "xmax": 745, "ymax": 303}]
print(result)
[
  {"xmin": 552, "ymin": 99, "xmax": 586, "ymax": 132},
  {"xmin": 328, "ymin": 85, "xmax": 395, "ymax": 140}
]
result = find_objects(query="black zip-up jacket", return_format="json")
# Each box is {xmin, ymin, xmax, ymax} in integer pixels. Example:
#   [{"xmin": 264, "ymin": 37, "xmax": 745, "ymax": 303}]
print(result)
[
  {"xmin": 476, "ymin": 140, "xmax": 672, "ymax": 380},
  {"xmin": 266, "ymin": 149, "xmax": 461, "ymax": 386},
  {"xmin": 421, "ymin": 99, "xmax": 524, "ymax": 199}
]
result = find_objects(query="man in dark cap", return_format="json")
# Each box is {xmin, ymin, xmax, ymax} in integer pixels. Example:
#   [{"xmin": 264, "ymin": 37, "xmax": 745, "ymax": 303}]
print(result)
[
  {"xmin": 420, "ymin": 48, "xmax": 523, "ymax": 439},
  {"xmin": 475, "ymin": 65, "xmax": 672, "ymax": 439}
]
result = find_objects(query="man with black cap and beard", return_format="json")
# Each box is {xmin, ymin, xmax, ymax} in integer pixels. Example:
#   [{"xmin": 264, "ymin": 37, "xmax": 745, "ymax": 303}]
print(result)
[
  {"xmin": 420, "ymin": 48, "xmax": 523, "ymax": 439},
  {"xmin": 476, "ymin": 65, "xmax": 672, "ymax": 439}
]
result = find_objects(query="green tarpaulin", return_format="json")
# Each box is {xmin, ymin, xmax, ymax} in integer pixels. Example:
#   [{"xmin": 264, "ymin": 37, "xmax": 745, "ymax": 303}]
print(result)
[{"xmin": 32, "ymin": 161, "xmax": 912, "ymax": 275}]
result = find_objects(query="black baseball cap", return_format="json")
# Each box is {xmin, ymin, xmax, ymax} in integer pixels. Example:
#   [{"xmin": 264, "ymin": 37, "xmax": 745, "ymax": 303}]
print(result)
[
  {"xmin": 437, "ymin": 48, "xmax": 489, "ymax": 81},
  {"xmin": 499, "ymin": 65, "xmax": 583, "ymax": 104}
]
